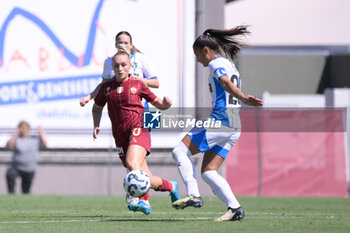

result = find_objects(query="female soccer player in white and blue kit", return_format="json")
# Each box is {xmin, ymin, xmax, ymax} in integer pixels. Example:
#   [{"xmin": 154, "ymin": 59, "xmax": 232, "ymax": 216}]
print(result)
[{"xmin": 172, "ymin": 26, "xmax": 263, "ymax": 221}]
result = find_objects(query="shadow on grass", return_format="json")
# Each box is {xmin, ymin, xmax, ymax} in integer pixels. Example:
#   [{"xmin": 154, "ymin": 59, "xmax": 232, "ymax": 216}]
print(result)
[{"xmin": 101, "ymin": 218, "xmax": 185, "ymax": 222}]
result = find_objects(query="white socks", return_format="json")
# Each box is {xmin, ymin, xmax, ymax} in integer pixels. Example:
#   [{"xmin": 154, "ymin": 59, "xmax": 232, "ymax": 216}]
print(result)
[
  {"xmin": 201, "ymin": 170, "xmax": 240, "ymax": 209},
  {"xmin": 172, "ymin": 142, "xmax": 241, "ymax": 209},
  {"xmin": 172, "ymin": 142, "xmax": 200, "ymax": 197}
]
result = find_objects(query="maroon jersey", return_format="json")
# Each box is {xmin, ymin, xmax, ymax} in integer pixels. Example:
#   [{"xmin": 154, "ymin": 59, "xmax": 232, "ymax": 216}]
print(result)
[{"xmin": 94, "ymin": 76, "xmax": 157, "ymax": 135}]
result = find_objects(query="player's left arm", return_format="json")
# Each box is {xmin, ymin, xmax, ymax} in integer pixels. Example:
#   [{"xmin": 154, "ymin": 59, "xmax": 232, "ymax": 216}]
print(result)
[
  {"xmin": 144, "ymin": 78, "xmax": 159, "ymax": 88},
  {"xmin": 140, "ymin": 81, "xmax": 169, "ymax": 109},
  {"xmin": 150, "ymin": 96, "xmax": 172, "ymax": 110},
  {"xmin": 138, "ymin": 53, "xmax": 160, "ymax": 88},
  {"xmin": 133, "ymin": 77, "xmax": 159, "ymax": 88},
  {"xmin": 219, "ymin": 76, "xmax": 263, "ymax": 106}
]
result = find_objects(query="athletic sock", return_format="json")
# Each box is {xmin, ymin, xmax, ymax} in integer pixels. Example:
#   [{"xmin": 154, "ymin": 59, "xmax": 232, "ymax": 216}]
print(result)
[
  {"xmin": 172, "ymin": 142, "xmax": 200, "ymax": 197},
  {"xmin": 201, "ymin": 170, "xmax": 240, "ymax": 208},
  {"xmin": 139, "ymin": 192, "xmax": 150, "ymax": 201},
  {"xmin": 156, "ymin": 179, "xmax": 173, "ymax": 192}
]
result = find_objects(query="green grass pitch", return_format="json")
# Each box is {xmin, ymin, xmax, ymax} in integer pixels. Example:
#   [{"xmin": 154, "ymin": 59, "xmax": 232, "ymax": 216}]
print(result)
[{"xmin": 0, "ymin": 195, "xmax": 349, "ymax": 233}]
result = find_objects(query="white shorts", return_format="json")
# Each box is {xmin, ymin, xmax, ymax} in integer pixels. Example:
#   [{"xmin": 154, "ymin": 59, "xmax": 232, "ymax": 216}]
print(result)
[{"xmin": 188, "ymin": 126, "xmax": 241, "ymax": 159}]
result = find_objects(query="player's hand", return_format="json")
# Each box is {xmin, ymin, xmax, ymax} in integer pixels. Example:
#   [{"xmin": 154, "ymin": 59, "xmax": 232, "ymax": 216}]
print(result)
[
  {"xmin": 80, "ymin": 96, "xmax": 90, "ymax": 107},
  {"xmin": 162, "ymin": 96, "xmax": 172, "ymax": 109},
  {"xmin": 93, "ymin": 127, "xmax": 100, "ymax": 140},
  {"xmin": 242, "ymin": 95, "xmax": 263, "ymax": 106},
  {"xmin": 132, "ymin": 76, "xmax": 142, "ymax": 81}
]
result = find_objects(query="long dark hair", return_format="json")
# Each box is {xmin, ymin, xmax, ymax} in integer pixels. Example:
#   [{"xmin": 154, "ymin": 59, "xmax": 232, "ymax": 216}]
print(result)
[
  {"xmin": 115, "ymin": 31, "xmax": 141, "ymax": 53},
  {"xmin": 193, "ymin": 26, "xmax": 250, "ymax": 60}
]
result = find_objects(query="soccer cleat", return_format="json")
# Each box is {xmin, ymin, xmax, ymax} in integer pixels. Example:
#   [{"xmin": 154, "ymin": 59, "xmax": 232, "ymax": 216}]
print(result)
[
  {"xmin": 125, "ymin": 194, "xmax": 139, "ymax": 205},
  {"xmin": 214, "ymin": 206, "xmax": 245, "ymax": 222},
  {"xmin": 128, "ymin": 200, "xmax": 152, "ymax": 215},
  {"xmin": 172, "ymin": 195, "xmax": 203, "ymax": 209},
  {"xmin": 170, "ymin": 180, "xmax": 181, "ymax": 203}
]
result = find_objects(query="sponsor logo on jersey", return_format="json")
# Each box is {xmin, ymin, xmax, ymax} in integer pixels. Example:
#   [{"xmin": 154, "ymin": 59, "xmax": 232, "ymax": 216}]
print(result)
[{"xmin": 116, "ymin": 147, "xmax": 124, "ymax": 154}]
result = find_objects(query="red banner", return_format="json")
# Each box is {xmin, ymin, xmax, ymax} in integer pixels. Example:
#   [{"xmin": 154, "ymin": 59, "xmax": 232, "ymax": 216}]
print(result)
[{"xmin": 226, "ymin": 109, "xmax": 348, "ymax": 197}]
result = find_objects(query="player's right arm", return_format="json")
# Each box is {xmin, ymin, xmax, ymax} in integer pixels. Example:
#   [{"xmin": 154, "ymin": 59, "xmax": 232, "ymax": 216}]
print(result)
[
  {"xmin": 92, "ymin": 103, "xmax": 104, "ymax": 139},
  {"xmin": 80, "ymin": 81, "xmax": 103, "ymax": 107},
  {"xmin": 219, "ymin": 76, "xmax": 262, "ymax": 106},
  {"xmin": 80, "ymin": 58, "xmax": 113, "ymax": 107}
]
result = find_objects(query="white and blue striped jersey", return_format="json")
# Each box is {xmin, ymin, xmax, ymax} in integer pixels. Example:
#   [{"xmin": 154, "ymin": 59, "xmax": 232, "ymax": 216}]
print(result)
[{"xmin": 208, "ymin": 56, "xmax": 241, "ymax": 129}]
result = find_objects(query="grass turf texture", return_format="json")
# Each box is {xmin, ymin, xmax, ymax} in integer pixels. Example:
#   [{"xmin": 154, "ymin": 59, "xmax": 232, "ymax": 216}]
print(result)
[{"xmin": 0, "ymin": 195, "xmax": 349, "ymax": 233}]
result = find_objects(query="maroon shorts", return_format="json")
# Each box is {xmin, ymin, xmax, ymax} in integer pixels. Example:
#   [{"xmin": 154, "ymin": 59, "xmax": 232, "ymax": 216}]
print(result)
[{"xmin": 114, "ymin": 128, "xmax": 151, "ymax": 167}]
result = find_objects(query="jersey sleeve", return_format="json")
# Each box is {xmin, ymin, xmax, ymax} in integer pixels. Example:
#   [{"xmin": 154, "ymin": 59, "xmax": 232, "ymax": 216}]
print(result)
[
  {"xmin": 210, "ymin": 60, "xmax": 228, "ymax": 81},
  {"xmin": 101, "ymin": 57, "xmax": 115, "ymax": 81},
  {"xmin": 139, "ymin": 53, "xmax": 158, "ymax": 80},
  {"xmin": 94, "ymin": 83, "xmax": 107, "ymax": 107},
  {"xmin": 140, "ymin": 81, "xmax": 157, "ymax": 103}
]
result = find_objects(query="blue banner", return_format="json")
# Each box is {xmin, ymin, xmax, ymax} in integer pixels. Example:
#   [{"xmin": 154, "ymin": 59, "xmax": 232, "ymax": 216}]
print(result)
[{"xmin": 0, "ymin": 74, "xmax": 100, "ymax": 105}]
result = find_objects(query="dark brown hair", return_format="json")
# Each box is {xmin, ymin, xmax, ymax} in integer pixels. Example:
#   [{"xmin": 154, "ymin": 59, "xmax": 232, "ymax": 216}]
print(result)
[
  {"xmin": 115, "ymin": 31, "xmax": 141, "ymax": 53},
  {"xmin": 193, "ymin": 26, "xmax": 250, "ymax": 60}
]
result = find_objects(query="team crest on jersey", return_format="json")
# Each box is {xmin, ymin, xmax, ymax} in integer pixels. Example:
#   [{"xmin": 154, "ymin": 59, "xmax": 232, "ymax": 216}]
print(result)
[
  {"xmin": 117, "ymin": 87, "xmax": 124, "ymax": 94},
  {"xmin": 130, "ymin": 87, "xmax": 137, "ymax": 94}
]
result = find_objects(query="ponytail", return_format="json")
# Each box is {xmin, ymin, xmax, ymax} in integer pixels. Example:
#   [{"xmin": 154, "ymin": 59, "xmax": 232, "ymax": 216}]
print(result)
[{"xmin": 193, "ymin": 25, "xmax": 250, "ymax": 60}]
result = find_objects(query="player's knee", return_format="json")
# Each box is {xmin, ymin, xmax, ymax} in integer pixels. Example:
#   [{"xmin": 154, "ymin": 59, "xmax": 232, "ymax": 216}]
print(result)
[
  {"xmin": 201, "ymin": 170, "xmax": 217, "ymax": 182},
  {"xmin": 125, "ymin": 159, "xmax": 140, "ymax": 171},
  {"xmin": 172, "ymin": 142, "xmax": 191, "ymax": 162},
  {"xmin": 171, "ymin": 147, "xmax": 180, "ymax": 161}
]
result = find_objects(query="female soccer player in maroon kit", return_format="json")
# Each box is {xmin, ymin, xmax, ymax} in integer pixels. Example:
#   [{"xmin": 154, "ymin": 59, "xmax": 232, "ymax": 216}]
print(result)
[{"xmin": 92, "ymin": 49, "xmax": 180, "ymax": 214}]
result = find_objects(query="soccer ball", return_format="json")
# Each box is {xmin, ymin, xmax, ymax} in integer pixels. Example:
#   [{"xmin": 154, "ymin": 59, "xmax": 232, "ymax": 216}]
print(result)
[{"xmin": 123, "ymin": 170, "xmax": 151, "ymax": 197}]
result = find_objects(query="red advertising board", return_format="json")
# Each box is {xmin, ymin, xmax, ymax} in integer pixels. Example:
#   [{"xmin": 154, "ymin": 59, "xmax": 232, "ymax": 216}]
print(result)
[{"xmin": 226, "ymin": 109, "xmax": 348, "ymax": 197}]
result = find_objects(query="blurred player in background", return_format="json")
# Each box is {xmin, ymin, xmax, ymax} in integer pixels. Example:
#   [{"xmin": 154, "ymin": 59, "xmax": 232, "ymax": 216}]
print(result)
[
  {"xmin": 80, "ymin": 31, "xmax": 159, "ymax": 204},
  {"xmin": 92, "ymin": 50, "xmax": 180, "ymax": 215},
  {"xmin": 172, "ymin": 26, "xmax": 263, "ymax": 221},
  {"xmin": 80, "ymin": 31, "xmax": 159, "ymax": 107},
  {"xmin": 5, "ymin": 121, "xmax": 47, "ymax": 194}
]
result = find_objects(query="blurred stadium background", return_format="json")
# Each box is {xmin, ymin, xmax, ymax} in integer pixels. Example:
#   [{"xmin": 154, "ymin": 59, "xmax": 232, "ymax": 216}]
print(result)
[{"xmin": 0, "ymin": 0, "xmax": 349, "ymax": 197}]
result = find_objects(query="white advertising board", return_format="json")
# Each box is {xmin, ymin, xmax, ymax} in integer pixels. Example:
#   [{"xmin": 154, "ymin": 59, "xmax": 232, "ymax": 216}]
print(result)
[{"xmin": 0, "ymin": 0, "xmax": 194, "ymax": 132}]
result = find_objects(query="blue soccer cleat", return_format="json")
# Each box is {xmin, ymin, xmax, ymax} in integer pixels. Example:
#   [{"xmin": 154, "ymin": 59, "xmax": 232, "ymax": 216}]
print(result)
[
  {"xmin": 128, "ymin": 200, "xmax": 152, "ymax": 215},
  {"xmin": 170, "ymin": 180, "xmax": 181, "ymax": 203}
]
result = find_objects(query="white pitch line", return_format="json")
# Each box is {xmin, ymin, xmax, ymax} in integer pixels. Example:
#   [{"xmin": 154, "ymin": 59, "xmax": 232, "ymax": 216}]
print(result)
[
  {"xmin": 1, "ymin": 214, "xmax": 349, "ymax": 225},
  {"xmin": 0, "ymin": 217, "xmax": 213, "ymax": 225},
  {"xmin": 0, "ymin": 219, "xmax": 101, "ymax": 224},
  {"xmin": 154, "ymin": 211, "xmax": 344, "ymax": 217}
]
